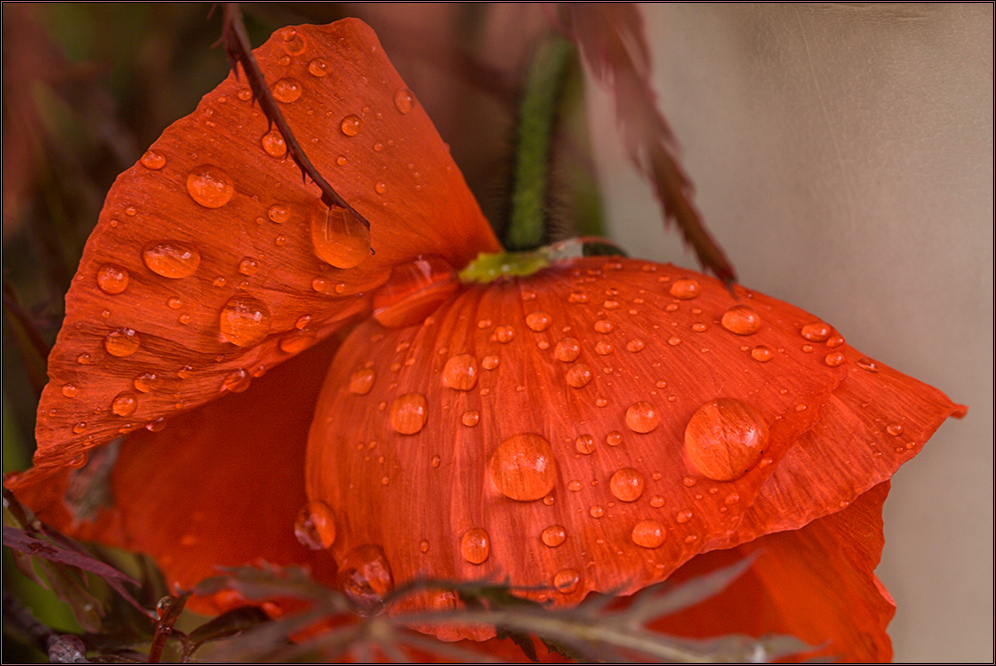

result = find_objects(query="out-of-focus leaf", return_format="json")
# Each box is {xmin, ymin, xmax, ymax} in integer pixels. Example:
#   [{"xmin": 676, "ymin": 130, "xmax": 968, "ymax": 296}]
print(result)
[
  {"xmin": 193, "ymin": 564, "xmax": 344, "ymax": 606},
  {"xmin": 3, "ymin": 527, "xmax": 139, "ymax": 592},
  {"xmin": 187, "ymin": 605, "xmax": 271, "ymax": 647}
]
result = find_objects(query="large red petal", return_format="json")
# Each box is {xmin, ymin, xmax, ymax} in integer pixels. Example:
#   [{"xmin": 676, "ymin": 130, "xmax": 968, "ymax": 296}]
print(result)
[
  {"xmin": 306, "ymin": 258, "xmax": 871, "ymax": 622},
  {"xmin": 8, "ymin": 334, "xmax": 341, "ymax": 613},
  {"xmin": 32, "ymin": 19, "xmax": 500, "ymax": 469},
  {"xmin": 651, "ymin": 482, "xmax": 895, "ymax": 662}
]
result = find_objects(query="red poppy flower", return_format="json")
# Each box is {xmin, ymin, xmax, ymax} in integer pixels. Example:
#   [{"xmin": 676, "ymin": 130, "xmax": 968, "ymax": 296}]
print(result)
[{"xmin": 4, "ymin": 17, "xmax": 966, "ymax": 662}]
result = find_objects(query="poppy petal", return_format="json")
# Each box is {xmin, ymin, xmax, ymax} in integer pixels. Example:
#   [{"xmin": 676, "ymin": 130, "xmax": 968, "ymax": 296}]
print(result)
[
  {"xmin": 306, "ymin": 258, "xmax": 923, "ymax": 620},
  {"xmin": 650, "ymin": 482, "xmax": 895, "ymax": 662},
  {"xmin": 31, "ymin": 19, "xmax": 500, "ymax": 469},
  {"xmin": 8, "ymin": 335, "xmax": 341, "ymax": 614}
]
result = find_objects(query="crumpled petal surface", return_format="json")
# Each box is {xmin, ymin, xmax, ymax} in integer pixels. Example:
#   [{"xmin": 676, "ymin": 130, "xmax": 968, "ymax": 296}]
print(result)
[{"xmin": 30, "ymin": 19, "xmax": 499, "ymax": 469}]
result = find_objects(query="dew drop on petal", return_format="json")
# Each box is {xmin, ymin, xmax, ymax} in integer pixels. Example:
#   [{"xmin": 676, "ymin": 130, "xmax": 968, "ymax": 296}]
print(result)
[
  {"xmin": 610, "ymin": 468, "xmax": 645, "ymax": 502},
  {"xmin": 394, "ymin": 87, "xmax": 414, "ymax": 114},
  {"xmin": 489, "ymin": 433, "xmax": 557, "ymax": 501},
  {"xmin": 887, "ymin": 422, "xmax": 904, "ymax": 436},
  {"xmin": 307, "ymin": 57, "xmax": 329, "ymax": 76},
  {"xmin": 146, "ymin": 417, "xmax": 166, "ymax": 432},
  {"xmin": 222, "ymin": 369, "xmax": 252, "ymax": 393},
  {"xmin": 309, "ymin": 199, "xmax": 370, "ymax": 269},
  {"xmin": 824, "ymin": 351, "xmax": 846, "ymax": 367},
  {"xmin": 186, "ymin": 165, "xmax": 234, "ymax": 208},
  {"xmin": 461, "ymin": 528, "xmax": 490, "ymax": 564},
  {"xmin": 605, "ymin": 431, "xmax": 622, "ymax": 446},
  {"xmin": 442, "ymin": 354, "xmax": 478, "ymax": 390},
  {"xmin": 261, "ymin": 130, "xmax": 287, "ymax": 158},
  {"xmin": 111, "ymin": 392, "xmax": 138, "ymax": 417},
  {"xmin": 279, "ymin": 26, "xmax": 307, "ymax": 55},
  {"xmin": 684, "ymin": 399, "xmax": 769, "ymax": 481},
  {"xmin": 373, "ymin": 256, "xmax": 459, "ymax": 328},
  {"xmin": 631, "ymin": 520, "xmax": 667, "ymax": 548},
  {"xmin": 238, "ymin": 258, "xmax": 259, "ymax": 276},
  {"xmin": 143, "ymin": 241, "xmax": 201, "ymax": 278},
  {"xmin": 294, "ymin": 500, "xmax": 336, "ymax": 549},
  {"xmin": 268, "ymin": 203, "xmax": 290, "ymax": 224},
  {"xmin": 566, "ymin": 363, "xmax": 593, "ymax": 388},
  {"xmin": 751, "ymin": 345, "xmax": 773, "ymax": 362},
  {"xmin": 139, "ymin": 149, "xmax": 166, "ymax": 169},
  {"xmin": 594, "ymin": 319, "xmax": 613, "ymax": 334},
  {"xmin": 541, "ymin": 525, "xmax": 566, "ymax": 547},
  {"xmin": 104, "ymin": 328, "xmax": 140, "ymax": 357},
  {"xmin": 133, "ymin": 372, "xmax": 162, "ymax": 393},
  {"xmin": 800, "ymin": 321, "xmax": 832, "ymax": 342},
  {"xmin": 271, "ymin": 78, "xmax": 302, "ymax": 103},
  {"xmin": 167, "ymin": 297, "xmax": 183, "ymax": 310},
  {"xmin": 575, "ymin": 434, "xmax": 595, "ymax": 454},
  {"xmin": 481, "ymin": 355, "xmax": 500, "ymax": 370},
  {"xmin": 625, "ymin": 401, "xmax": 660, "ymax": 433},
  {"xmin": 856, "ymin": 357, "xmax": 879, "ymax": 373},
  {"xmin": 339, "ymin": 544, "xmax": 394, "ymax": 607},
  {"xmin": 495, "ymin": 325, "xmax": 515, "ymax": 343},
  {"xmin": 526, "ymin": 311, "xmax": 552, "ymax": 332},
  {"xmin": 594, "ymin": 340, "xmax": 613, "ymax": 355},
  {"xmin": 650, "ymin": 495, "xmax": 665, "ymax": 508},
  {"xmin": 72, "ymin": 422, "xmax": 86, "ymax": 435},
  {"xmin": 461, "ymin": 410, "xmax": 480, "ymax": 427},
  {"xmin": 554, "ymin": 338, "xmax": 581, "ymax": 362},
  {"xmin": 96, "ymin": 264, "xmax": 129, "ymax": 294},
  {"xmin": 279, "ymin": 330, "xmax": 315, "ymax": 354},
  {"xmin": 419, "ymin": 540, "xmax": 430, "ymax": 553},
  {"xmin": 61, "ymin": 384, "xmax": 78, "ymax": 398},
  {"xmin": 390, "ymin": 393, "xmax": 428, "ymax": 434},
  {"xmin": 589, "ymin": 505, "xmax": 605, "ymax": 518},
  {"xmin": 670, "ymin": 277, "xmax": 700, "ymax": 300},
  {"xmin": 219, "ymin": 294, "xmax": 271, "ymax": 347},
  {"xmin": 721, "ymin": 305, "xmax": 762, "ymax": 335},
  {"xmin": 553, "ymin": 569, "xmax": 581, "ymax": 594},
  {"xmin": 340, "ymin": 114, "xmax": 362, "ymax": 136},
  {"xmin": 626, "ymin": 339, "xmax": 645, "ymax": 352}
]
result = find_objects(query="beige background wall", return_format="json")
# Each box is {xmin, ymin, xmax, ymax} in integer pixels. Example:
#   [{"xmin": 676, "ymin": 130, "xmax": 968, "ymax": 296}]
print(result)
[{"xmin": 588, "ymin": 4, "xmax": 993, "ymax": 662}]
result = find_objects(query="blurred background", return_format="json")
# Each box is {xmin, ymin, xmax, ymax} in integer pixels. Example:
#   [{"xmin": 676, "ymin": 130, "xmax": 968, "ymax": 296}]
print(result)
[{"xmin": 3, "ymin": 3, "xmax": 992, "ymax": 662}]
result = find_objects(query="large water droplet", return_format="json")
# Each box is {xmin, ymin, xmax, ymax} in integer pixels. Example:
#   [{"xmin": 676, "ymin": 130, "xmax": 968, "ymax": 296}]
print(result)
[
  {"xmin": 684, "ymin": 399, "xmax": 769, "ymax": 481},
  {"xmin": 442, "ymin": 354, "xmax": 478, "ymax": 390},
  {"xmin": 553, "ymin": 569, "xmax": 581, "ymax": 594},
  {"xmin": 625, "ymin": 401, "xmax": 660, "ymax": 433},
  {"xmin": 609, "ymin": 468, "xmax": 645, "ymax": 502},
  {"xmin": 339, "ymin": 544, "xmax": 394, "ymax": 607},
  {"xmin": 271, "ymin": 78, "xmax": 302, "ymax": 103},
  {"xmin": 279, "ymin": 27, "xmax": 307, "ymax": 55},
  {"xmin": 186, "ymin": 165, "xmax": 234, "ymax": 208},
  {"xmin": 261, "ymin": 130, "xmax": 287, "ymax": 158},
  {"xmin": 96, "ymin": 264, "xmax": 129, "ymax": 294},
  {"xmin": 721, "ymin": 305, "xmax": 762, "ymax": 335},
  {"xmin": 670, "ymin": 277, "xmax": 700, "ymax": 300},
  {"xmin": 554, "ymin": 338, "xmax": 581, "ymax": 362},
  {"xmin": 800, "ymin": 322, "xmax": 831, "ymax": 342},
  {"xmin": 309, "ymin": 199, "xmax": 370, "ymax": 269},
  {"xmin": 294, "ymin": 500, "xmax": 336, "ymax": 549},
  {"xmin": 104, "ymin": 328, "xmax": 140, "ymax": 357},
  {"xmin": 372, "ymin": 256, "xmax": 458, "ymax": 328},
  {"xmin": 142, "ymin": 241, "xmax": 201, "ymax": 278},
  {"xmin": 390, "ymin": 393, "xmax": 428, "ymax": 434},
  {"xmin": 111, "ymin": 392, "xmax": 138, "ymax": 417},
  {"xmin": 631, "ymin": 520, "xmax": 667, "ymax": 548},
  {"xmin": 489, "ymin": 433, "xmax": 557, "ymax": 501},
  {"xmin": 541, "ymin": 525, "xmax": 566, "ymax": 547},
  {"xmin": 394, "ymin": 87, "xmax": 414, "ymax": 114},
  {"xmin": 461, "ymin": 527, "xmax": 490, "ymax": 564},
  {"xmin": 139, "ymin": 149, "xmax": 166, "ymax": 169},
  {"xmin": 219, "ymin": 294, "xmax": 271, "ymax": 347},
  {"xmin": 566, "ymin": 364, "xmax": 593, "ymax": 388},
  {"xmin": 525, "ymin": 312, "xmax": 552, "ymax": 332},
  {"xmin": 340, "ymin": 114, "xmax": 362, "ymax": 136}
]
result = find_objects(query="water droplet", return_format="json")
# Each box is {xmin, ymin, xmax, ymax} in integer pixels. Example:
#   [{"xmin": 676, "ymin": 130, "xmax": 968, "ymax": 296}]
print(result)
[
  {"xmin": 461, "ymin": 527, "xmax": 491, "ymax": 564},
  {"xmin": 567, "ymin": 480, "xmax": 582, "ymax": 492},
  {"xmin": 372, "ymin": 256, "xmax": 458, "ymax": 328},
  {"xmin": 456, "ymin": 409, "xmax": 479, "ymax": 428},
  {"xmin": 419, "ymin": 540, "xmax": 430, "ymax": 553},
  {"xmin": 309, "ymin": 199, "xmax": 370, "ymax": 269},
  {"xmin": 495, "ymin": 325, "xmax": 515, "ymax": 343},
  {"xmin": 261, "ymin": 130, "xmax": 287, "ymax": 158},
  {"xmin": 340, "ymin": 114, "xmax": 362, "ymax": 136},
  {"xmin": 222, "ymin": 369, "xmax": 252, "ymax": 393},
  {"xmin": 294, "ymin": 500, "xmax": 336, "ymax": 549},
  {"xmin": 827, "ymin": 334, "xmax": 845, "ymax": 348},
  {"xmin": 526, "ymin": 311, "xmax": 552, "ymax": 332},
  {"xmin": 279, "ymin": 330, "xmax": 315, "ymax": 354},
  {"xmin": 167, "ymin": 297, "xmax": 183, "ymax": 310},
  {"xmin": 104, "ymin": 328, "xmax": 140, "ymax": 357},
  {"xmin": 605, "ymin": 431, "xmax": 623, "ymax": 447},
  {"xmin": 721, "ymin": 305, "xmax": 762, "ymax": 335},
  {"xmin": 390, "ymin": 393, "xmax": 428, "ymax": 434},
  {"xmin": 626, "ymin": 339, "xmax": 645, "ymax": 352},
  {"xmin": 589, "ymin": 505, "xmax": 605, "ymax": 518},
  {"xmin": 177, "ymin": 365, "xmax": 193, "ymax": 379},
  {"xmin": 625, "ymin": 401, "xmax": 660, "ymax": 433},
  {"xmin": 751, "ymin": 345, "xmax": 773, "ymax": 362},
  {"xmin": 95, "ymin": 263, "xmax": 130, "ymax": 294},
  {"xmin": 856, "ymin": 357, "xmax": 879, "ymax": 373},
  {"xmin": 236, "ymin": 257, "xmax": 259, "ymax": 277},
  {"xmin": 489, "ymin": 433, "xmax": 557, "ymax": 501},
  {"xmin": 555, "ymin": 338, "xmax": 581, "ymax": 362},
  {"xmin": 802, "ymin": 344, "xmax": 814, "ymax": 353},
  {"xmin": 61, "ymin": 383, "xmax": 78, "ymax": 398},
  {"xmin": 650, "ymin": 495, "xmax": 665, "ymax": 508},
  {"xmin": 237, "ymin": 88, "xmax": 252, "ymax": 101},
  {"xmin": 339, "ymin": 544, "xmax": 394, "ymax": 607},
  {"xmin": 886, "ymin": 422, "xmax": 904, "ymax": 436},
  {"xmin": 131, "ymin": 373, "xmax": 162, "ymax": 394},
  {"xmin": 441, "ymin": 354, "xmax": 479, "ymax": 391},
  {"xmin": 824, "ymin": 351, "xmax": 845, "ymax": 367},
  {"xmin": 566, "ymin": 364, "xmax": 593, "ymax": 388},
  {"xmin": 684, "ymin": 399, "xmax": 769, "ymax": 481},
  {"xmin": 142, "ymin": 241, "xmax": 201, "ymax": 279},
  {"xmin": 139, "ymin": 149, "xmax": 166, "ymax": 169},
  {"xmin": 186, "ymin": 165, "xmax": 234, "ymax": 208},
  {"xmin": 394, "ymin": 87, "xmax": 414, "ymax": 114},
  {"xmin": 631, "ymin": 520, "xmax": 666, "ymax": 548},
  {"xmin": 594, "ymin": 319, "xmax": 613, "ymax": 334},
  {"xmin": 111, "ymin": 392, "xmax": 138, "ymax": 417},
  {"xmin": 307, "ymin": 57, "xmax": 329, "ymax": 76},
  {"xmin": 430, "ymin": 455, "xmax": 441, "ymax": 468},
  {"xmin": 667, "ymin": 336, "xmax": 682, "ymax": 346},
  {"xmin": 541, "ymin": 525, "xmax": 566, "ymax": 547},
  {"xmin": 219, "ymin": 294, "xmax": 271, "ymax": 347},
  {"xmin": 553, "ymin": 569, "xmax": 580, "ymax": 594},
  {"xmin": 610, "ymin": 468, "xmax": 645, "ymax": 502},
  {"xmin": 800, "ymin": 322, "xmax": 831, "ymax": 342},
  {"xmin": 594, "ymin": 340, "xmax": 613, "ymax": 355},
  {"xmin": 481, "ymin": 355, "xmax": 500, "ymax": 370},
  {"xmin": 71, "ymin": 422, "xmax": 86, "ymax": 435},
  {"xmin": 670, "ymin": 277, "xmax": 700, "ymax": 300},
  {"xmin": 271, "ymin": 78, "xmax": 302, "ymax": 103},
  {"xmin": 675, "ymin": 509, "xmax": 693, "ymax": 524},
  {"xmin": 575, "ymin": 434, "xmax": 595, "ymax": 454}
]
